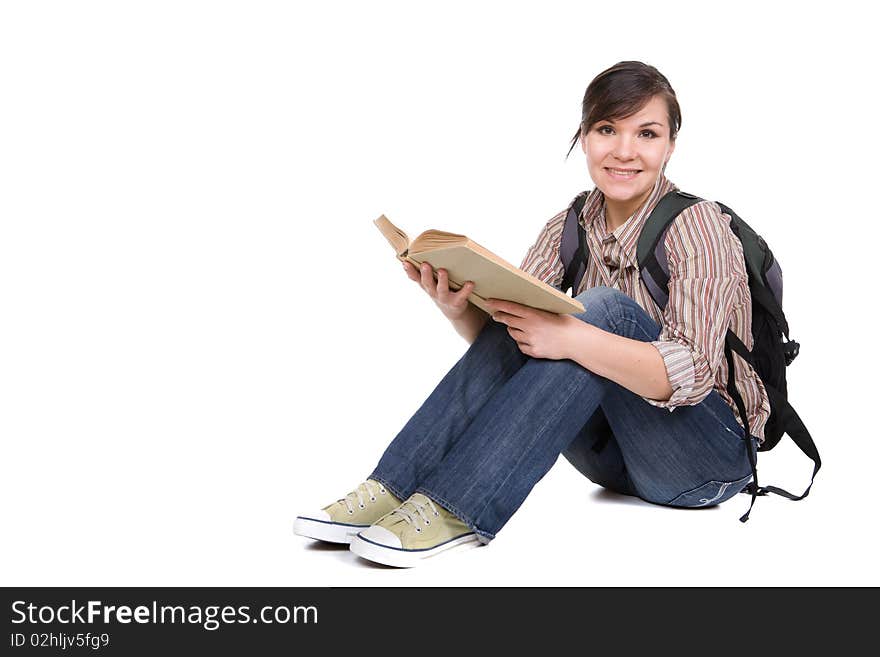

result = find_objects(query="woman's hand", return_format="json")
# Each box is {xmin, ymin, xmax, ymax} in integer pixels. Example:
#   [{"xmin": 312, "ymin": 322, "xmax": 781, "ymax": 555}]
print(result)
[
  {"xmin": 483, "ymin": 298, "xmax": 579, "ymax": 360},
  {"xmin": 402, "ymin": 260, "xmax": 476, "ymax": 322}
]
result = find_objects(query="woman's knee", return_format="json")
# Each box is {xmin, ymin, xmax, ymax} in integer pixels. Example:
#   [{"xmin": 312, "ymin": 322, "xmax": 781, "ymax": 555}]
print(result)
[{"xmin": 572, "ymin": 286, "xmax": 629, "ymax": 332}]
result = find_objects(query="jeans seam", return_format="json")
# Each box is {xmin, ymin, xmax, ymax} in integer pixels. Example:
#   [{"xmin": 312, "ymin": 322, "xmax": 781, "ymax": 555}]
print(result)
[
  {"xmin": 605, "ymin": 290, "xmax": 626, "ymax": 336},
  {"xmin": 616, "ymin": 316, "xmax": 653, "ymax": 341},
  {"xmin": 606, "ymin": 291, "xmax": 657, "ymax": 340},
  {"xmin": 467, "ymin": 377, "xmax": 586, "ymax": 534},
  {"xmin": 702, "ymin": 397, "xmax": 747, "ymax": 441}
]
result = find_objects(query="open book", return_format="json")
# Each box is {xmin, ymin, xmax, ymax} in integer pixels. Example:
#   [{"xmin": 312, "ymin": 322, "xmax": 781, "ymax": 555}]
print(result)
[{"xmin": 373, "ymin": 215, "xmax": 584, "ymax": 315}]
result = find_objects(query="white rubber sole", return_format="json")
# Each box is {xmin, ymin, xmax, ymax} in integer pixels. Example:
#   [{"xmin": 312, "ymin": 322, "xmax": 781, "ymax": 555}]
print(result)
[
  {"xmin": 349, "ymin": 532, "xmax": 481, "ymax": 568},
  {"xmin": 293, "ymin": 516, "xmax": 368, "ymax": 544}
]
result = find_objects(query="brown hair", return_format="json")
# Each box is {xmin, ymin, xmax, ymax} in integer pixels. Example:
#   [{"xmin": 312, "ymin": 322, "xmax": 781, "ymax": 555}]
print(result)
[{"xmin": 566, "ymin": 61, "xmax": 682, "ymax": 159}]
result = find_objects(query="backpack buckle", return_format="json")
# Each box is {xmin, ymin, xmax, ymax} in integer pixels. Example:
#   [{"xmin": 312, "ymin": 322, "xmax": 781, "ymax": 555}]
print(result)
[
  {"xmin": 783, "ymin": 339, "xmax": 800, "ymax": 365},
  {"xmin": 743, "ymin": 482, "xmax": 769, "ymax": 497}
]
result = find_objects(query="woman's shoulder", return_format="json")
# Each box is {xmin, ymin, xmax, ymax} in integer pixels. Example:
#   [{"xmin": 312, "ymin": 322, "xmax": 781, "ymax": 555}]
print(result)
[
  {"xmin": 662, "ymin": 196, "xmax": 742, "ymax": 264},
  {"xmin": 666, "ymin": 196, "xmax": 732, "ymax": 234},
  {"xmin": 540, "ymin": 206, "xmax": 573, "ymax": 241}
]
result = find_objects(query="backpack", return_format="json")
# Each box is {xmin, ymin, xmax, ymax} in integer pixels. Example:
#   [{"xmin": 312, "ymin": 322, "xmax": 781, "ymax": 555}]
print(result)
[{"xmin": 559, "ymin": 189, "xmax": 820, "ymax": 522}]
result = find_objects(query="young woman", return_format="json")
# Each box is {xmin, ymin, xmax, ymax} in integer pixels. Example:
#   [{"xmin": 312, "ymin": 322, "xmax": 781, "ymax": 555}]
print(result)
[{"xmin": 294, "ymin": 61, "xmax": 770, "ymax": 568}]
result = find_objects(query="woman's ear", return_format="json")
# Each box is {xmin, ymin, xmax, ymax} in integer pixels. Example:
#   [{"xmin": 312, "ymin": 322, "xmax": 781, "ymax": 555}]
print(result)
[
  {"xmin": 580, "ymin": 132, "xmax": 587, "ymax": 154},
  {"xmin": 665, "ymin": 139, "xmax": 676, "ymax": 165}
]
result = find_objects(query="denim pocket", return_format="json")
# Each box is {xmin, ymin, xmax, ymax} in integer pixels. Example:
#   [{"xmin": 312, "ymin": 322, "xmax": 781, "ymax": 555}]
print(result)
[{"xmin": 665, "ymin": 472, "xmax": 753, "ymax": 508}]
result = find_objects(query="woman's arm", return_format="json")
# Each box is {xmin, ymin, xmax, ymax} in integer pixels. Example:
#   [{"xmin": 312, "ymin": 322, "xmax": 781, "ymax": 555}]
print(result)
[
  {"xmin": 644, "ymin": 201, "xmax": 747, "ymax": 409},
  {"xmin": 451, "ymin": 302, "xmax": 490, "ymax": 344},
  {"xmin": 483, "ymin": 300, "xmax": 672, "ymax": 400},
  {"xmin": 562, "ymin": 320, "xmax": 673, "ymax": 402}
]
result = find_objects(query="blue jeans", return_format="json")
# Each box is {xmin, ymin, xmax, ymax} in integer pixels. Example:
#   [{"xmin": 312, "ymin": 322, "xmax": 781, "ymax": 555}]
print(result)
[{"xmin": 369, "ymin": 286, "xmax": 756, "ymax": 542}]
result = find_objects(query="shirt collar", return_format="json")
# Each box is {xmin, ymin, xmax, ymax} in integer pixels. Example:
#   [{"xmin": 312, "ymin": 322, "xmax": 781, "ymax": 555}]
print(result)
[{"xmin": 578, "ymin": 172, "xmax": 679, "ymax": 270}]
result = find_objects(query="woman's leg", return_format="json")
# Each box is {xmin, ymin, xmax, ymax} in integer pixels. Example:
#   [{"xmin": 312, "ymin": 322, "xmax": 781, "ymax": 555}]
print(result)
[
  {"xmin": 368, "ymin": 316, "xmax": 528, "ymax": 501},
  {"xmin": 561, "ymin": 407, "xmax": 637, "ymax": 498},
  {"xmin": 415, "ymin": 286, "xmax": 755, "ymax": 542}
]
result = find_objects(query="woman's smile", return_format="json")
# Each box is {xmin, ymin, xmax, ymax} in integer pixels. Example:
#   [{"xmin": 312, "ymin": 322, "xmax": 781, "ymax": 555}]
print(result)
[{"xmin": 605, "ymin": 167, "xmax": 642, "ymax": 180}]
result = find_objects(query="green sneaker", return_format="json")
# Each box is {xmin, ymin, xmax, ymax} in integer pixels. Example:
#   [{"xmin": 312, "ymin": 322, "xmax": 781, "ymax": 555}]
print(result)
[
  {"xmin": 349, "ymin": 493, "xmax": 481, "ymax": 567},
  {"xmin": 293, "ymin": 480, "xmax": 402, "ymax": 544}
]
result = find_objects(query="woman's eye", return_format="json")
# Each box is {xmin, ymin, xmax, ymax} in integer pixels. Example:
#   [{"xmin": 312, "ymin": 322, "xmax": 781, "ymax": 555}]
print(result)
[{"xmin": 597, "ymin": 125, "xmax": 657, "ymax": 138}]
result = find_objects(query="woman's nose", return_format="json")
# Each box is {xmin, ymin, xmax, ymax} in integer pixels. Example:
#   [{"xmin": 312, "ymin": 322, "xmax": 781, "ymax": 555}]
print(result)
[{"xmin": 612, "ymin": 137, "xmax": 637, "ymax": 160}]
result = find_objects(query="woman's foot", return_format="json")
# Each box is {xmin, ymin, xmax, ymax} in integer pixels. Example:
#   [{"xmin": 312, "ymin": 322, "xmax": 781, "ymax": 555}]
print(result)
[
  {"xmin": 294, "ymin": 479, "xmax": 402, "ymax": 544},
  {"xmin": 349, "ymin": 493, "xmax": 482, "ymax": 567}
]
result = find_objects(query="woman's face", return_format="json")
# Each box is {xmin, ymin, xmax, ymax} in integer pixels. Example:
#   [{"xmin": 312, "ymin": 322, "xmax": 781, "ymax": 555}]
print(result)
[{"xmin": 580, "ymin": 94, "xmax": 675, "ymax": 208}]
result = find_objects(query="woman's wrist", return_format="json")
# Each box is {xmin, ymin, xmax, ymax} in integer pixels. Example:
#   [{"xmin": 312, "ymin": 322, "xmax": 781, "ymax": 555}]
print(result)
[
  {"xmin": 449, "ymin": 302, "xmax": 489, "ymax": 344},
  {"xmin": 560, "ymin": 315, "xmax": 595, "ymax": 362}
]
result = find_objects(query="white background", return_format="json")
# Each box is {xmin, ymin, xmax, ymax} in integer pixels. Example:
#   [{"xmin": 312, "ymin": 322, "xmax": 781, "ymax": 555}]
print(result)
[{"xmin": 1, "ymin": 1, "xmax": 877, "ymax": 586}]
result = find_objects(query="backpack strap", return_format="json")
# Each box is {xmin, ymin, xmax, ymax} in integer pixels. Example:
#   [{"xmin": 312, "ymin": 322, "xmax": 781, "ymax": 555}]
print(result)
[
  {"xmin": 562, "ymin": 188, "xmax": 703, "ymax": 298},
  {"xmin": 560, "ymin": 191, "xmax": 590, "ymax": 295},
  {"xmin": 636, "ymin": 191, "xmax": 704, "ymax": 308},
  {"xmin": 727, "ymin": 324, "xmax": 822, "ymax": 497},
  {"xmin": 758, "ymin": 385, "xmax": 822, "ymax": 500},
  {"xmin": 723, "ymin": 333, "xmax": 760, "ymax": 522}
]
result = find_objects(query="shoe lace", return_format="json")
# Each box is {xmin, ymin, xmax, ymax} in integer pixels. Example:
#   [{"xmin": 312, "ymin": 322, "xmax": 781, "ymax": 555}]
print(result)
[
  {"xmin": 340, "ymin": 481, "xmax": 386, "ymax": 514},
  {"xmin": 391, "ymin": 496, "xmax": 440, "ymax": 532}
]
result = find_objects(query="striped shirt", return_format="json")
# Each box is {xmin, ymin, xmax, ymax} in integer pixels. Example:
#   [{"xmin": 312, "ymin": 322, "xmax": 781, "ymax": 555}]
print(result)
[{"xmin": 519, "ymin": 172, "xmax": 771, "ymax": 442}]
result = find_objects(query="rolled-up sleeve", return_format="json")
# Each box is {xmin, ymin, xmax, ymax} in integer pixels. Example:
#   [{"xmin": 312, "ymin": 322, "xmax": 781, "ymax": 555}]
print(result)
[
  {"xmin": 642, "ymin": 201, "xmax": 746, "ymax": 410},
  {"xmin": 519, "ymin": 210, "xmax": 567, "ymax": 291}
]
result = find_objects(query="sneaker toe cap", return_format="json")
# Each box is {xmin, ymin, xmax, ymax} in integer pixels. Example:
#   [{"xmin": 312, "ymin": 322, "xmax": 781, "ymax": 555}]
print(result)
[
  {"xmin": 296, "ymin": 509, "xmax": 331, "ymax": 522},
  {"xmin": 358, "ymin": 525, "xmax": 403, "ymax": 549}
]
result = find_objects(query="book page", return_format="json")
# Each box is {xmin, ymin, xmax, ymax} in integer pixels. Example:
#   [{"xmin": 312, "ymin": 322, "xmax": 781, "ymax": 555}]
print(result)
[{"xmin": 373, "ymin": 215, "xmax": 410, "ymax": 257}]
